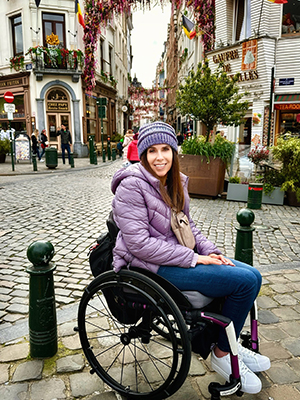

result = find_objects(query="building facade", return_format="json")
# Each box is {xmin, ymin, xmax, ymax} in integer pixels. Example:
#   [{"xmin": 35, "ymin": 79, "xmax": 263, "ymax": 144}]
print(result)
[
  {"xmin": 1, "ymin": 0, "xmax": 132, "ymax": 157},
  {"xmin": 207, "ymin": 0, "xmax": 300, "ymax": 146}
]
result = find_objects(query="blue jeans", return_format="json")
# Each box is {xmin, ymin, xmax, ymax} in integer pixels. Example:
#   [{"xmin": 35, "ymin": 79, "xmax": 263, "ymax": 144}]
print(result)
[
  {"xmin": 61, "ymin": 143, "xmax": 71, "ymax": 164},
  {"xmin": 157, "ymin": 259, "xmax": 262, "ymax": 352}
]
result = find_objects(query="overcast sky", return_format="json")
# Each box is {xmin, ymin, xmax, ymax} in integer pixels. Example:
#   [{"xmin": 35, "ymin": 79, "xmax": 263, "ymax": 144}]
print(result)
[{"xmin": 131, "ymin": 4, "xmax": 171, "ymax": 88}]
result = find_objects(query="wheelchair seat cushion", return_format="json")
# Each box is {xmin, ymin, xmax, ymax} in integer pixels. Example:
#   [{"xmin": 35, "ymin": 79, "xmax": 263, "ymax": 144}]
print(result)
[{"xmin": 181, "ymin": 291, "xmax": 214, "ymax": 309}]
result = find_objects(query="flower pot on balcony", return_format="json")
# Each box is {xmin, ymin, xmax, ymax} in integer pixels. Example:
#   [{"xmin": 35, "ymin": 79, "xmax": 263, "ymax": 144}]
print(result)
[
  {"xmin": 262, "ymin": 187, "xmax": 284, "ymax": 205},
  {"xmin": 179, "ymin": 154, "xmax": 226, "ymax": 197},
  {"xmin": 226, "ymin": 183, "xmax": 248, "ymax": 201}
]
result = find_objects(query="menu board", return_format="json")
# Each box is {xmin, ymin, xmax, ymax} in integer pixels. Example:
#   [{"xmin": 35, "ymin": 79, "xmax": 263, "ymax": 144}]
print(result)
[{"xmin": 15, "ymin": 133, "xmax": 30, "ymax": 161}]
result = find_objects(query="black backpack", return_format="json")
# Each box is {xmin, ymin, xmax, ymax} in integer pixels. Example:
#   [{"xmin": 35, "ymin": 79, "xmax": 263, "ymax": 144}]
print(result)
[{"xmin": 88, "ymin": 212, "xmax": 119, "ymax": 277}]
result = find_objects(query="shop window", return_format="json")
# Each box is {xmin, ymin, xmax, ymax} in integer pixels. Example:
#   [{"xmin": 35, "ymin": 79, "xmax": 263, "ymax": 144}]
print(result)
[
  {"xmin": 282, "ymin": 2, "xmax": 300, "ymax": 35},
  {"xmin": 280, "ymin": 112, "xmax": 300, "ymax": 136},
  {"xmin": 42, "ymin": 13, "xmax": 66, "ymax": 47},
  {"xmin": 11, "ymin": 14, "xmax": 24, "ymax": 56},
  {"xmin": 233, "ymin": 0, "xmax": 251, "ymax": 42}
]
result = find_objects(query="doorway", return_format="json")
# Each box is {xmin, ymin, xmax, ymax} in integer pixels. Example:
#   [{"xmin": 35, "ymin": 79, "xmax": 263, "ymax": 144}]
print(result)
[{"xmin": 47, "ymin": 113, "xmax": 71, "ymax": 149}]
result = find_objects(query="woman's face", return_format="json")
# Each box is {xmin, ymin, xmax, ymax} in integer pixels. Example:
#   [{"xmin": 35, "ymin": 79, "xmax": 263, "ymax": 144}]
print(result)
[{"xmin": 146, "ymin": 144, "xmax": 173, "ymax": 180}]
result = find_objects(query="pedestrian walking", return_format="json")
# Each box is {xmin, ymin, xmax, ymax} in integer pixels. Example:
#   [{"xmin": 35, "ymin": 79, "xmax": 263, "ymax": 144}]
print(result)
[
  {"xmin": 31, "ymin": 129, "xmax": 42, "ymax": 161},
  {"xmin": 56, "ymin": 124, "xmax": 72, "ymax": 164},
  {"xmin": 39, "ymin": 129, "xmax": 48, "ymax": 159},
  {"xmin": 126, "ymin": 133, "xmax": 139, "ymax": 164},
  {"xmin": 111, "ymin": 121, "xmax": 270, "ymax": 395},
  {"xmin": 117, "ymin": 138, "xmax": 124, "ymax": 158},
  {"xmin": 122, "ymin": 129, "xmax": 133, "ymax": 161}
]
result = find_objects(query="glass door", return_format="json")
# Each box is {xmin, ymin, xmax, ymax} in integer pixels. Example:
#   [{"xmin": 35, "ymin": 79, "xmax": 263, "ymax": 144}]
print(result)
[{"xmin": 47, "ymin": 113, "xmax": 71, "ymax": 150}]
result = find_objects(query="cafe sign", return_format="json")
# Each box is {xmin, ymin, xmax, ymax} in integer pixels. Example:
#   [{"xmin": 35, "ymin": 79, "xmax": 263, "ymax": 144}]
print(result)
[{"xmin": 47, "ymin": 102, "xmax": 69, "ymax": 111}]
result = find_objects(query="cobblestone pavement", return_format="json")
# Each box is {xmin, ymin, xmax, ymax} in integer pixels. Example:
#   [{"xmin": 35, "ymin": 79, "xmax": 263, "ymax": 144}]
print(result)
[{"xmin": 0, "ymin": 158, "xmax": 300, "ymax": 399}]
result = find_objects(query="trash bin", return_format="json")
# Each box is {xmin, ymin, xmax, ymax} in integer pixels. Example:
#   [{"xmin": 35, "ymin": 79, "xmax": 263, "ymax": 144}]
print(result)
[
  {"xmin": 247, "ymin": 183, "xmax": 263, "ymax": 209},
  {"xmin": 45, "ymin": 147, "xmax": 58, "ymax": 169}
]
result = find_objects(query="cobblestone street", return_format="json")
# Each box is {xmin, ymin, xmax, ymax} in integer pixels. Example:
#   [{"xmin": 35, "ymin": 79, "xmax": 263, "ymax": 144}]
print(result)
[
  {"xmin": 1, "ymin": 158, "xmax": 300, "ymax": 326},
  {"xmin": 1, "ymin": 159, "xmax": 300, "ymax": 399}
]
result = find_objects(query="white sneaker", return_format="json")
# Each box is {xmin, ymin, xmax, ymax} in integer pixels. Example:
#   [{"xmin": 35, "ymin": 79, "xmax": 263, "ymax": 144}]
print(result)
[
  {"xmin": 211, "ymin": 350, "xmax": 262, "ymax": 394},
  {"xmin": 238, "ymin": 343, "xmax": 270, "ymax": 372},
  {"xmin": 39, "ymin": 159, "xmax": 45, "ymax": 162}
]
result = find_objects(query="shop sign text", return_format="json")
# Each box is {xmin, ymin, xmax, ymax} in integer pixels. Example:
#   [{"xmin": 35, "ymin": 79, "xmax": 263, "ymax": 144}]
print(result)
[
  {"xmin": 47, "ymin": 102, "xmax": 69, "ymax": 111},
  {"xmin": 274, "ymin": 103, "xmax": 300, "ymax": 110}
]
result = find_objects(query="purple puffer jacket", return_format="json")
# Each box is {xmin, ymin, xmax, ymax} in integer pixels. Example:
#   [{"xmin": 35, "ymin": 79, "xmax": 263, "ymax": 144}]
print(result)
[{"xmin": 111, "ymin": 163, "xmax": 221, "ymax": 273}]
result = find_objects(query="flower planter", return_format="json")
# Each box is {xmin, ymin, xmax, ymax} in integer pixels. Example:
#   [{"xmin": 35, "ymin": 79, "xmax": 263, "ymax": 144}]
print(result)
[
  {"xmin": 179, "ymin": 154, "xmax": 226, "ymax": 197},
  {"xmin": 262, "ymin": 187, "xmax": 284, "ymax": 205},
  {"xmin": 287, "ymin": 190, "xmax": 300, "ymax": 207},
  {"xmin": 227, "ymin": 184, "xmax": 284, "ymax": 205},
  {"xmin": 226, "ymin": 183, "xmax": 248, "ymax": 202}
]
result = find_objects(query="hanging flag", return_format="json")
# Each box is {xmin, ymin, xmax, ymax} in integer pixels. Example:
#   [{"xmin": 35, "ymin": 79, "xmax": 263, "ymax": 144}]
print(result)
[
  {"xmin": 35, "ymin": 0, "xmax": 41, "ymax": 6},
  {"xmin": 75, "ymin": 0, "xmax": 85, "ymax": 29},
  {"xmin": 182, "ymin": 15, "xmax": 197, "ymax": 39},
  {"xmin": 266, "ymin": 0, "xmax": 288, "ymax": 3}
]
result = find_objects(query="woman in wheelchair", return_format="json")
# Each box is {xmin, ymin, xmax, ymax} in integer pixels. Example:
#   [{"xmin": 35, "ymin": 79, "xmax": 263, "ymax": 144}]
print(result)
[{"xmin": 111, "ymin": 121, "xmax": 270, "ymax": 395}]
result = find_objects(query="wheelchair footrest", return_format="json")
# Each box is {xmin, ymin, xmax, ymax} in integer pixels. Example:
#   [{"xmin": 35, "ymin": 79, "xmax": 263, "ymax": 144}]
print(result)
[{"xmin": 208, "ymin": 375, "xmax": 243, "ymax": 399}]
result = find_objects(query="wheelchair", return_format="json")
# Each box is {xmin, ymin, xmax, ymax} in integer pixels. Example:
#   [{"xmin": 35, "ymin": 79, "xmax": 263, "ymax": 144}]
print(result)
[{"xmin": 75, "ymin": 267, "xmax": 260, "ymax": 400}]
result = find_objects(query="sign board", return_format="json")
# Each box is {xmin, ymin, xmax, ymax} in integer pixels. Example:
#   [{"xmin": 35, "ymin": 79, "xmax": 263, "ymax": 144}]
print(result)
[
  {"xmin": 279, "ymin": 78, "xmax": 294, "ymax": 86},
  {"xmin": 129, "ymin": 115, "xmax": 134, "ymax": 121},
  {"xmin": 15, "ymin": 133, "xmax": 30, "ymax": 161},
  {"xmin": 26, "ymin": 63, "xmax": 33, "ymax": 70},
  {"xmin": 4, "ymin": 103, "xmax": 15, "ymax": 113},
  {"xmin": 96, "ymin": 97, "xmax": 107, "ymax": 106},
  {"xmin": 122, "ymin": 105, "xmax": 128, "ymax": 112},
  {"xmin": 98, "ymin": 106, "xmax": 106, "ymax": 119},
  {"xmin": 7, "ymin": 112, "xmax": 14, "ymax": 120},
  {"xmin": 4, "ymin": 91, "xmax": 14, "ymax": 103}
]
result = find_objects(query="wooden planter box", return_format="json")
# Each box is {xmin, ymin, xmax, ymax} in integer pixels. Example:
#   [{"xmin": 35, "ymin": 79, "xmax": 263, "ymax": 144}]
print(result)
[
  {"xmin": 227, "ymin": 183, "xmax": 248, "ymax": 201},
  {"xmin": 287, "ymin": 190, "xmax": 300, "ymax": 206},
  {"xmin": 179, "ymin": 154, "xmax": 226, "ymax": 197}
]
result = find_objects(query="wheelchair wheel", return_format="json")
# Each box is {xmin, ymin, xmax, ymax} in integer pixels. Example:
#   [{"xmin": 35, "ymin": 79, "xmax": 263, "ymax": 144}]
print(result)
[{"xmin": 77, "ymin": 270, "xmax": 191, "ymax": 400}]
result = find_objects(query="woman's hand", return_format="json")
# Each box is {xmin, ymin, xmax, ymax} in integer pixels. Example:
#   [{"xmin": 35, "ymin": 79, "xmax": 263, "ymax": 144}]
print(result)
[
  {"xmin": 209, "ymin": 254, "xmax": 235, "ymax": 266},
  {"xmin": 196, "ymin": 255, "xmax": 223, "ymax": 265}
]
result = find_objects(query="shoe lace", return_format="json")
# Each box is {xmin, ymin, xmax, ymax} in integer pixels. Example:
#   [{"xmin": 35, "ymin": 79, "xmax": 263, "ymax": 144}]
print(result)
[
  {"xmin": 239, "ymin": 344, "xmax": 257, "ymax": 359},
  {"xmin": 238, "ymin": 359, "xmax": 252, "ymax": 376}
]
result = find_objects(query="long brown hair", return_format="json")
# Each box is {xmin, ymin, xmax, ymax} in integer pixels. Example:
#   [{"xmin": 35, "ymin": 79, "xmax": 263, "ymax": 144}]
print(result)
[{"xmin": 140, "ymin": 148, "xmax": 185, "ymax": 212}]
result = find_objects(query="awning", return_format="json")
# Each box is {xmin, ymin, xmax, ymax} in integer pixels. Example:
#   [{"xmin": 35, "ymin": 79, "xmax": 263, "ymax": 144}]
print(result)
[{"xmin": 274, "ymin": 94, "xmax": 300, "ymax": 103}]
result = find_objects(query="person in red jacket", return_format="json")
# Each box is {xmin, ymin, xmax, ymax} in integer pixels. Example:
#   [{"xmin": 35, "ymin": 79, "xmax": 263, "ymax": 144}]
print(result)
[{"xmin": 127, "ymin": 133, "xmax": 140, "ymax": 164}]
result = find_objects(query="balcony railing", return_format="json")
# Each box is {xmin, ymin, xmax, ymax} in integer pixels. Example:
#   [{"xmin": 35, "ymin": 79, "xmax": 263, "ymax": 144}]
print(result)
[{"xmin": 10, "ymin": 46, "xmax": 84, "ymax": 82}]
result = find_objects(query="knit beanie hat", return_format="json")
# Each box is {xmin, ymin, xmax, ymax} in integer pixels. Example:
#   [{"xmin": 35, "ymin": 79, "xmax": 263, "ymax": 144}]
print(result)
[{"xmin": 137, "ymin": 122, "xmax": 178, "ymax": 158}]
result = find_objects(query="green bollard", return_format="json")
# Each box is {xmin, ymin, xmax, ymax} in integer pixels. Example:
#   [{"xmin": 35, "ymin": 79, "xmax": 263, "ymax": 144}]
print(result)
[
  {"xmin": 70, "ymin": 152, "xmax": 75, "ymax": 168},
  {"xmin": 32, "ymin": 154, "xmax": 38, "ymax": 171},
  {"xmin": 112, "ymin": 148, "xmax": 116, "ymax": 161},
  {"xmin": 102, "ymin": 148, "xmax": 106, "ymax": 163},
  {"xmin": 107, "ymin": 138, "xmax": 111, "ymax": 161},
  {"xmin": 234, "ymin": 208, "xmax": 255, "ymax": 266},
  {"xmin": 94, "ymin": 150, "xmax": 98, "ymax": 165},
  {"xmin": 26, "ymin": 241, "xmax": 57, "ymax": 358},
  {"xmin": 247, "ymin": 183, "xmax": 263, "ymax": 209},
  {"xmin": 89, "ymin": 136, "xmax": 94, "ymax": 165}
]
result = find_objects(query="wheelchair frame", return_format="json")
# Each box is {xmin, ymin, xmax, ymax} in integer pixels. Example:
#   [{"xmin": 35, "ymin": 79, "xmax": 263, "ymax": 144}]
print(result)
[{"xmin": 75, "ymin": 268, "xmax": 259, "ymax": 400}]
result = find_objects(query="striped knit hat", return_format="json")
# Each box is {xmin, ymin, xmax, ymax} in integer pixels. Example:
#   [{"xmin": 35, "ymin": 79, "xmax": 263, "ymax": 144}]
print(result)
[{"xmin": 137, "ymin": 122, "xmax": 178, "ymax": 158}]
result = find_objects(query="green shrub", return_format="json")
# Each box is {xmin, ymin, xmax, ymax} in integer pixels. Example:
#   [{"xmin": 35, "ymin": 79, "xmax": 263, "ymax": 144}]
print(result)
[
  {"xmin": 0, "ymin": 138, "xmax": 10, "ymax": 154},
  {"xmin": 229, "ymin": 176, "xmax": 241, "ymax": 184},
  {"xmin": 181, "ymin": 134, "xmax": 235, "ymax": 167},
  {"xmin": 272, "ymin": 137, "xmax": 300, "ymax": 201}
]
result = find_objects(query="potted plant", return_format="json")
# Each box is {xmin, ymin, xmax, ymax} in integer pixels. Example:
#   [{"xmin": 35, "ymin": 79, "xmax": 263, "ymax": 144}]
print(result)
[
  {"xmin": 179, "ymin": 134, "xmax": 235, "ymax": 196},
  {"xmin": 258, "ymin": 169, "xmax": 285, "ymax": 205},
  {"xmin": 0, "ymin": 137, "xmax": 10, "ymax": 163},
  {"xmin": 272, "ymin": 137, "xmax": 300, "ymax": 206},
  {"xmin": 176, "ymin": 59, "xmax": 248, "ymax": 197},
  {"xmin": 227, "ymin": 176, "xmax": 249, "ymax": 201}
]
